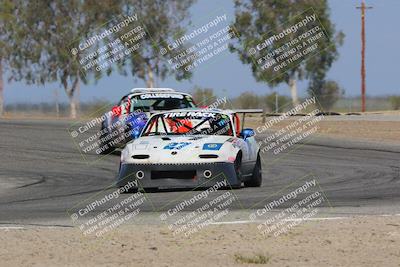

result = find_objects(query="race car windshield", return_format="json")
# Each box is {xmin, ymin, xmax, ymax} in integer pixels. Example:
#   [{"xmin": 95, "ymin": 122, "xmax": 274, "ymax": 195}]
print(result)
[
  {"xmin": 142, "ymin": 112, "xmax": 234, "ymax": 136},
  {"xmin": 129, "ymin": 93, "xmax": 195, "ymax": 112}
]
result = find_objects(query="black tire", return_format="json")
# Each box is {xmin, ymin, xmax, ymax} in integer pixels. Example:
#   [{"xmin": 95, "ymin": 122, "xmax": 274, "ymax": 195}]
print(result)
[
  {"xmin": 244, "ymin": 153, "xmax": 262, "ymax": 187},
  {"xmin": 142, "ymin": 187, "xmax": 158, "ymax": 193},
  {"xmin": 233, "ymin": 153, "xmax": 243, "ymax": 187}
]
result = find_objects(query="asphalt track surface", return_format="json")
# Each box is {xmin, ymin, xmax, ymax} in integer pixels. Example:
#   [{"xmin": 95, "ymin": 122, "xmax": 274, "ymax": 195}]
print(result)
[{"xmin": 0, "ymin": 118, "xmax": 399, "ymax": 226}]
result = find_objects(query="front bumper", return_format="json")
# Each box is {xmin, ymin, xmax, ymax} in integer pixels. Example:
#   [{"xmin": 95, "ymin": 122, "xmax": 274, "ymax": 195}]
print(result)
[{"xmin": 117, "ymin": 162, "xmax": 239, "ymax": 189}]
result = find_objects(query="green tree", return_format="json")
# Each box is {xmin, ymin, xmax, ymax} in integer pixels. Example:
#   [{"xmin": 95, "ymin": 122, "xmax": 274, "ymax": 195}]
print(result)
[
  {"xmin": 389, "ymin": 96, "xmax": 400, "ymax": 110},
  {"xmin": 0, "ymin": 0, "xmax": 32, "ymax": 117},
  {"xmin": 264, "ymin": 93, "xmax": 291, "ymax": 112},
  {"xmin": 2, "ymin": 1, "xmax": 118, "ymax": 118},
  {"xmin": 236, "ymin": 91, "xmax": 260, "ymax": 109},
  {"xmin": 0, "ymin": 1, "xmax": 11, "ymax": 117},
  {"xmin": 3, "ymin": 1, "xmax": 196, "ymax": 118},
  {"xmin": 230, "ymin": 0, "xmax": 344, "ymax": 106},
  {"xmin": 116, "ymin": 0, "xmax": 196, "ymax": 87},
  {"xmin": 309, "ymin": 80, "xmax": 343, "ymax": 111},
  {"xmin": 191, "ymin": 87, "xmax": 217, "ymax": 106}
]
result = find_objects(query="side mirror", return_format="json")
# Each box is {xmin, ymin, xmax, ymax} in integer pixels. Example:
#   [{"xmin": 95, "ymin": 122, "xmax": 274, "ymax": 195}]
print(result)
[
  {"xmin": 128, "ymin": 114, "xmax": 148, "ymax": 139},
  {"xmin": 240, "ymin": 128, "xmax": 255, "ymax": 140}
]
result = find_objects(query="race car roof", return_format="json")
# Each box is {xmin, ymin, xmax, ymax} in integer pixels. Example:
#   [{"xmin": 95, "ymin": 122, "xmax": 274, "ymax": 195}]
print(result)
[
  {"xmin": 120, "ymin": 89, "xmax": 193, "ymax": 101},
  {"xmin": 130, "ymin": 88, "xmax": 176, "ymax": 94}
]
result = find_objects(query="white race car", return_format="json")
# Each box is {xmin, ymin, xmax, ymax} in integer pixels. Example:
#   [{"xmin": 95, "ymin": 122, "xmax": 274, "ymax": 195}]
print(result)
[{"xmin": 117, "ymin": 109, "xmax": 262, "ymax": 191}]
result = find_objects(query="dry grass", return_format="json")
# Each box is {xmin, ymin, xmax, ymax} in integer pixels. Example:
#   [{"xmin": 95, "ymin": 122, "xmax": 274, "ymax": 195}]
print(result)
[
  {"xmin": 244, "ymin": 116, "xmax": 400, "ymax": 143},
  {"xmin": 234, "ymin": 253, "xmax": 270, "ymax": 264}
]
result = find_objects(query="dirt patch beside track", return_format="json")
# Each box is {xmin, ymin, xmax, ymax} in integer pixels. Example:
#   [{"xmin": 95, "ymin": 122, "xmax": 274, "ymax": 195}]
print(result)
[
  {"xmin": 245, "ymin": 117, "xmax": 400, "ymax": 143},
  {"xmin": 1, "ymin": 215, "xmax": 399, "ymax": 267}
]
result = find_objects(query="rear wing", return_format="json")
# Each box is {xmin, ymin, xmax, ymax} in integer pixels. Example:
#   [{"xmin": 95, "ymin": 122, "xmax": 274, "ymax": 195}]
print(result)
[{"xmin": 233, "ymin": 109, "xmax": 263, "ymax": 131}]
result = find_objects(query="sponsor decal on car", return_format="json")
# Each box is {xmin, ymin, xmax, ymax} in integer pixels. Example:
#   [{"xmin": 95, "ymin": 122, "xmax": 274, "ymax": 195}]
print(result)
[
  {"xmin": 163, "ymin": 142, "xmax": 191, "ymax": 150},
  {"xmin": 139, "ymin": 93, "xmax": 184, "ymax": 99},
  {"xmin": 164, "ymin": 111, "xmax": 216, "ymax": 118},
  {"xmin": 202, "ymin": 143, "xmax": 223, "ymax": 150}
]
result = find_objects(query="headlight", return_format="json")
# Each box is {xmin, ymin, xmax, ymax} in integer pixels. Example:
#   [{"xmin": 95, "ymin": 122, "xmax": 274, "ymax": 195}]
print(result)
[{"xmin": 121, "ymin": 147, "xmax": 130, "ymax": 163}]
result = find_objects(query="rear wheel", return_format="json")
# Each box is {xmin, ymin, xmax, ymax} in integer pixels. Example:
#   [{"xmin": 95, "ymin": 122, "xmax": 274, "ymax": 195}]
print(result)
[{"xmin": 244, "ymin": 153, "xmax": 262, "ymax": 187}]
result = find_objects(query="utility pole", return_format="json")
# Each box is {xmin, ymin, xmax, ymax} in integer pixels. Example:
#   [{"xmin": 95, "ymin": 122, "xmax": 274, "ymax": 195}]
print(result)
[
  {"xmin": 54, "ymin": 89, "xmax": 59, "ymax": 118},
  {"xmin": 356, "ymin": 0, "xmax": 373, "ymax": 112}
]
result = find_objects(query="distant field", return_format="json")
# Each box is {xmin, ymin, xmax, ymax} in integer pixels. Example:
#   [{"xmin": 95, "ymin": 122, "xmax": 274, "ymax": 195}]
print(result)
[
  {"xmin": 244, "ymin": 112, "xmax": 400, "ymax": 144},
  {"xmin": 2, "ymin": 110, "xmax": 399, "ymax": 144}
]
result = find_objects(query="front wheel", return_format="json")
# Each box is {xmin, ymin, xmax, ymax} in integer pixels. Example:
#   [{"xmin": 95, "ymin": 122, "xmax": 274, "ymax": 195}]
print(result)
[
  {"xmin": 244, "ymin": 153, "xmax": 262, "ymax": 187},
  {"xmin": 230, "ymin": 154, "xmax": 243, "ymax": 189}
]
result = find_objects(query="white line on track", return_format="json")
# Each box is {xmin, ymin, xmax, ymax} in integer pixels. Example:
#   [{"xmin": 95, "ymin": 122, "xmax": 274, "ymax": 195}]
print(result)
[
  {"xmin": 0, "ymin": 225, "xmax": 70, "ymax": 230},
  {"xmin": 210, "ymin": 216, "xmax": 348, "ymax": 225},
  {"xmin": 0, "ymin": 226, "xmax": 25, "ymax": 230},
  {"xmin": 1, "ymin": 214, "xmax": 399, "ymax": 229},
  {"xmin": 210, "ymin": 213, "xmax": 400, "ymax": 225}
]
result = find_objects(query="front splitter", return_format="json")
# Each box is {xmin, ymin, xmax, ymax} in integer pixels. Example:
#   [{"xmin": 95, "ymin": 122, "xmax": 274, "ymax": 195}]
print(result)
[{"xmin": 117, "ymin": 162, "xmax": 240, "ymax": 190}]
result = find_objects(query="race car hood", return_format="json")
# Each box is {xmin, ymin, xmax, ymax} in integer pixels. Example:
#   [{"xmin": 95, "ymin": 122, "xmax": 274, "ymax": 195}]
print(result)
[{"xmin": 121, "ymin": 135, "xmax": 240, "ymax": 164}]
